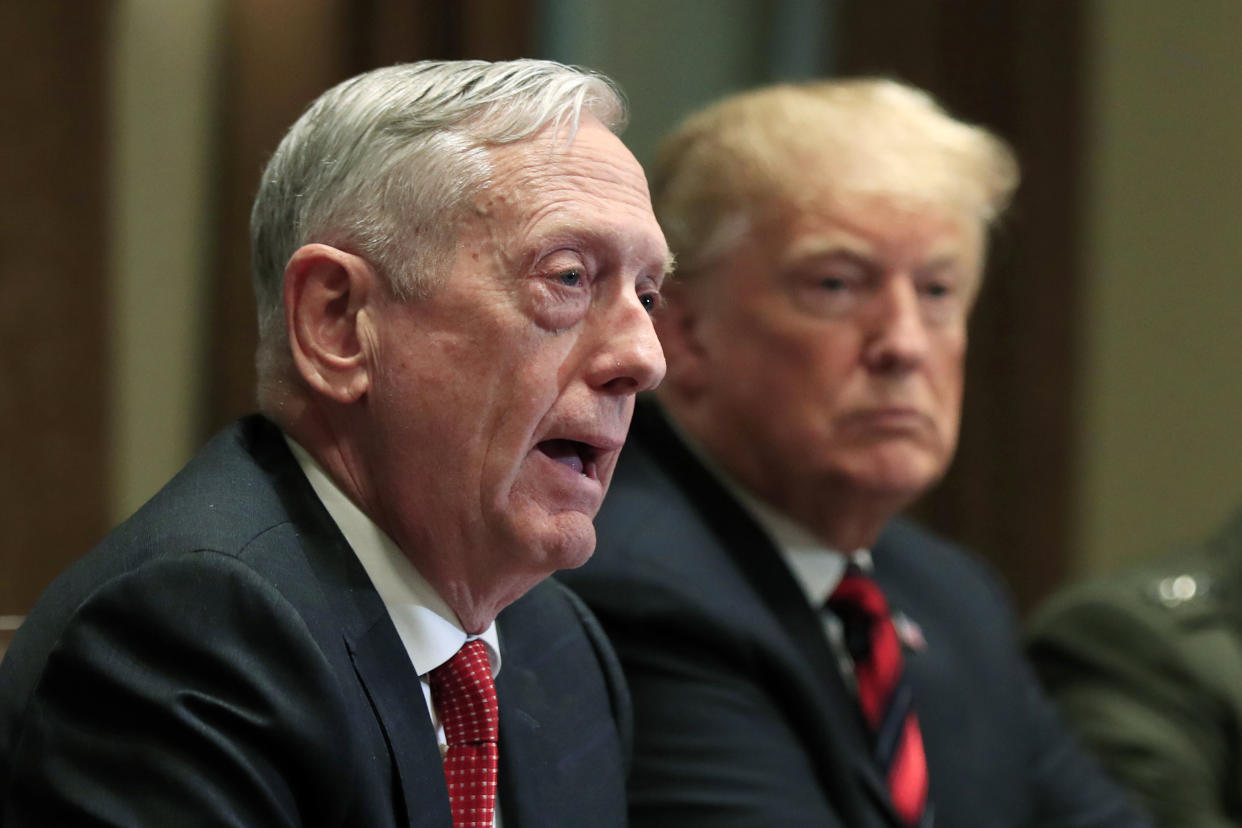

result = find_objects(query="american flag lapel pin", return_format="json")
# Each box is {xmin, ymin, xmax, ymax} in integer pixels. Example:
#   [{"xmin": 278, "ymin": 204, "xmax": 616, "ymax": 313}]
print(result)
[{"xmin": 893, "ymin": 611, "xmax": 926, "ymax": 652}]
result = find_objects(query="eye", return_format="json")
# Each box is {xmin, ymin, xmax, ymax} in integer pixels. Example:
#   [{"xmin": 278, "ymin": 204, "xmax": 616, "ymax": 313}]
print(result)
[
  {"xmin": 786, "ymin": 261, "xmax": 869, "ymax": 318},
  {"xmin": 639, "ymin": 291, "xmax": 661, "ymax": 314},
  {"xmin": 922, "ymin": 281, "xmax": 951, "ymax": 298},
  {"xmin": 558, "ymin": 269, "xmax": 583, "ymax": 287}
]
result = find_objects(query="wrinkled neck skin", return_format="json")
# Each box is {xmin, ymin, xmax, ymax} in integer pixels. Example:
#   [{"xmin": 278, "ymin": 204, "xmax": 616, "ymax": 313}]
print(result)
[{"xmin": 274, "ymin": 391, "xmax": 526, "ymax": 634}]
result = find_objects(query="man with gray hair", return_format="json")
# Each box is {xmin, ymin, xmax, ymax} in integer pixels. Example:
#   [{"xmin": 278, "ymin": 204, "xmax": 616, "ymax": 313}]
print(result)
[
  {"xmin": 0, "ymin": 59, "xmax": 668, "ymax": 826},
  {"xmin": 559, "ymin": 79, "xmax": 1148, "ymax": 827}
]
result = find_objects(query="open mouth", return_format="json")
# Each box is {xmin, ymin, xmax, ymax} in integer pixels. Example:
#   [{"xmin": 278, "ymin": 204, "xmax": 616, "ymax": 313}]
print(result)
[{"xmin": 537, "ymin": 439, "xmax": 598, "ymax": 478}]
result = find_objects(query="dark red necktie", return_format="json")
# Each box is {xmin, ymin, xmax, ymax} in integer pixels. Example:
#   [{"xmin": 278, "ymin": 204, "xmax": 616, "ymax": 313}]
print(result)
[
  {"xmin": 429, "ymin": 639, "xmax": 499, "ymax": 828},
  {"xmin": 828, "ymin": 567, "xmax": 931, "ymax": 827}
]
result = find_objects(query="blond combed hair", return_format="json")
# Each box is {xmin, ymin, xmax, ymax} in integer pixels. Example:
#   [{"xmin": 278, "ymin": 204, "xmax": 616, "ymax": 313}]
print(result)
[{"xmin": 652, "ymin": 78, "xmax": 1019, "ymax": 277}]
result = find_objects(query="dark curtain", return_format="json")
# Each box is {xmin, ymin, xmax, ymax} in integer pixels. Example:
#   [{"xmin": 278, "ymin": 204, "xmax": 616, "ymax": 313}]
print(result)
[
  {"xmin": 204, "ymin": 0, "xmax": 535, "ymax": 432},
  {"xmin": 835, "ymin": 0, "xmax": 1088, "ymax": 612}
]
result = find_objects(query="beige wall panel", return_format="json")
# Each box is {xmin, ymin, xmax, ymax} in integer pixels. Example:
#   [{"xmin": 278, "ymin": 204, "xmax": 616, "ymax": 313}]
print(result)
[
  {"xmin": 110, "ymin": 0, "xmax": 223, "ymax": 520},
  {"xmin": 1080, "ymin": 0, "xmax": 1242, "ymax": 572}
]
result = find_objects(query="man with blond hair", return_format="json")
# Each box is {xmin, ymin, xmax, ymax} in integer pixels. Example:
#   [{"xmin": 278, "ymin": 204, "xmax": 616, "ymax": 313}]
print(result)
[
  {"xmin": 0, "ymin": 59, "xmax": 668, "ymax": 826},
  {"xmin": 560, "ymin": 79, "xmax": 1147, "ymax": 827}
]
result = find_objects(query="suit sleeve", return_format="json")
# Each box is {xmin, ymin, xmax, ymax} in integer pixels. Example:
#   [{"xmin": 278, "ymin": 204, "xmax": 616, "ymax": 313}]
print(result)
[
  {"xmin": 3, "ymin": 551, "xmax": 356, "ymax": 827},
  {"xmin": 582, "ymin": 588, "xmax": 848, "ymax": 828},
  {"xmin": 1028, "ymin": 589, "xmax": 1237, "ymax": 828},
  {"xmin": 1013, "ymin": 648, "xmax": 1156, "ymax": 828}
]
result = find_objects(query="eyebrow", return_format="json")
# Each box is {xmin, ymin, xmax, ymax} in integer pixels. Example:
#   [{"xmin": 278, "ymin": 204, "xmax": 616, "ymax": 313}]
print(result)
[
  {"xmin": 661, "ymin": 250, "xmax": 677, "ymax": 280},
  {"xmin": 784, "ymin": 235, "xmax": 966, "ymax": 274},
  {"xmin": 916, "ymin": 255, "xmax": 964, "ymax": 274},
  {"xmin": 783, "ymin": 247, "xmax": 876, "ymax": 276},
  {"xmin": 782, "ymin": 231, "xmax": 876, "ymax": 266}
]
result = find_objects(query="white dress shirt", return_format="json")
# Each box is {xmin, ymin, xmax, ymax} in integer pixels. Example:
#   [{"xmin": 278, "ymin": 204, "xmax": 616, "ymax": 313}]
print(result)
[{"xmin": 287, "ymin": 437, "xmax": 504, "ymax": 826}]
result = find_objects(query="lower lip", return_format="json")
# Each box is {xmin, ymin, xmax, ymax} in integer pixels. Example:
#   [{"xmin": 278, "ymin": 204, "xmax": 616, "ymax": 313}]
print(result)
[
  {"xmin": 530, "ymin": 449, "xmax": 605, "ymax": 508},
  {"xmin": 844, "ymin": 409, "xmax": 929, "ymax": 432}
]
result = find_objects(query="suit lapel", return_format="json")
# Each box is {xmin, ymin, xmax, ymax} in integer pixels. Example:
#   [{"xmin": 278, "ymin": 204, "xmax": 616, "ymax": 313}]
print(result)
[
  {"xmin": 493, "ymin": 583, "xmax": 627, "ymax": 828},
  {"xmin": 247, "ymin": 419, "xmax": 452, "ymax": 828},
  {"xmin": 349, "ymin": 620, "xmax": 453, "ymax": 828},
  {"xmin": 633, "ymin": 401, "xmax": 902, "ymax": 827},
  {"xmin": 495, "ymin": 653, "xmax": 551, "ymax": 828}
]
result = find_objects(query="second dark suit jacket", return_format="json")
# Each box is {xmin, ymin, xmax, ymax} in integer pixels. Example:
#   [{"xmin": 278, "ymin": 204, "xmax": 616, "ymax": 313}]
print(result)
[
  {"xmin": 0, "ymin": 416, "xmax": 630, "ymax": 827},
  {"xmin": 558, "ymin": 401, "xmax": 1147, "ymax": 828}
]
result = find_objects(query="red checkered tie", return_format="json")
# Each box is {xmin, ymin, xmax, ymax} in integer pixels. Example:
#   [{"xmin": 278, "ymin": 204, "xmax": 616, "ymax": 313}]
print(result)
[
  {"xmin": 429, "ymin": 639, "xmax": 499, "ymax": 828},
  {"xmin": 828, "ymin": 567, "xmax": 931, "ymax": 827}
]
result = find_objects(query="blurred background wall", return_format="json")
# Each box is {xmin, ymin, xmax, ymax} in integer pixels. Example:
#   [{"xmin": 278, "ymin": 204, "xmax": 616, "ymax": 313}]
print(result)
[{"xmin": 3, "ymin": 0, "xmax": 1241, "ymax": 628}]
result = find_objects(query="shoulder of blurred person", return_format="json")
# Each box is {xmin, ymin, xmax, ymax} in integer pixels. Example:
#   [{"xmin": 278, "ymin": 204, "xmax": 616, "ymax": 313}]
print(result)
[{"xmin": 1028, "ymin": 507, "xmax": 1242, "ymax": 828}]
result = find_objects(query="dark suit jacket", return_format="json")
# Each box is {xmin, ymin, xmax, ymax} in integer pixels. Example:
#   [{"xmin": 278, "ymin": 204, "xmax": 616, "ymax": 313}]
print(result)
[
  {"xmin": 557, "ymin": 401, "xmax": 1147, "ymax": 828},
  {"xmin": 0, "ymin": 416, "xmax": 630, "ymax": 827}
]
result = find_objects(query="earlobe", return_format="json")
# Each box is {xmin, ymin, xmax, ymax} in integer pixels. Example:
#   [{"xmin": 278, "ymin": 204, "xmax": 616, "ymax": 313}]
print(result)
[{"xmin": 284, "ymin": 243, "xmax": 375, "ymax": 404}]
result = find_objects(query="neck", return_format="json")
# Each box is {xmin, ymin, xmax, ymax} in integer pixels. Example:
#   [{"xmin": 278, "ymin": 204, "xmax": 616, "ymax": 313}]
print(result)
[
  {"xmin": 276, "ymin": 394, "xmax": 376, "ymax": 515},
  {"xmin": 277, "ymin": 393, "xmax": 535, "ymax": 635},
  {"xmin": 431, "ymin": 569, "xmax": 543, "ymax": 635},
  {"xmin": 768, "ymin": 484, "xmax": 899, "ymax": 552},
  {"xmin": 659, "ymin": 391, "xmax": 906, "ymax": 551}
]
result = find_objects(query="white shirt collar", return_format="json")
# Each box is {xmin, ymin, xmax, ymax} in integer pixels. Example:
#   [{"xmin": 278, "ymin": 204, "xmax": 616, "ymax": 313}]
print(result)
[
  {"xmin": 724, "ymin": 481, "xmax": 851, "ymax": 606},
  {"xmin": 284, "ymin": 436, "xmax": 501, "ymax": 679}
]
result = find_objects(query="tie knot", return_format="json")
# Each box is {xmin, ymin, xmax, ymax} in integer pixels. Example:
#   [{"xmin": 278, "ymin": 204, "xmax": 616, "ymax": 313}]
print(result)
[
  {"xmin": 827, "ymin": 566, "xmax": 902, "ymax": 710},
  {"xmin": 430, "ymin": 639, "xmax": 499, "ymax": 747},
  {"xmin": 828, "ymin": 568, "xmax": 892, "ymax": 646}
]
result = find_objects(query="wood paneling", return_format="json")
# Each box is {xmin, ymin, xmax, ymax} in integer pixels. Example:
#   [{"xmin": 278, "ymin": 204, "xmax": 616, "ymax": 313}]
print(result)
[
  {"xmin": 836, "ymin": 0, "xmax": 1088, "ymax": 612},
  {"xmin": 0, "ymin": 617, "xmax": 22, "ymax": 665},
  {"xmin": 205, "ymin": 0, "xmax": 535, "ymax": 434},
  {"xmin": 0, "ymin": 3, "xmax": 112, "ymax": 613}
]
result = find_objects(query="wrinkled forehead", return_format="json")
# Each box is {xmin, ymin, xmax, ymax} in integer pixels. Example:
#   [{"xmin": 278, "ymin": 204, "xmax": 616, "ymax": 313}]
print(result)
[
  {"xmin": 470, "ymin": 119, "xmax": 670, "ymax": 266},
  {"xmin": 485, "ymin": 118, "xmax": 648, "ymax": 199}
]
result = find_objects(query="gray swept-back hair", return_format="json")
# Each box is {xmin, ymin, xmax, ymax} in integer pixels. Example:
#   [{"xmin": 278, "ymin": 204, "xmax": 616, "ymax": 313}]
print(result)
[
  {"xmin": 652, "ymin": 77, "xmax": 1019, "ymax": 278},
  {"xmin": 250, "ymin": 59, "xmax": 626, "ymax": 392}
]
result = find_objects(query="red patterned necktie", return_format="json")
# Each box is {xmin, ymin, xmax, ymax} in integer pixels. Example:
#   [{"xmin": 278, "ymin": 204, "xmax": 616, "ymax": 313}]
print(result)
[
  {"xmin": 429, "ymin": 639, "xmax": 499, "ymax": 828},
  {"xmin": 828, "ymin": 566, "xmax": 931, "ymax": 827}
]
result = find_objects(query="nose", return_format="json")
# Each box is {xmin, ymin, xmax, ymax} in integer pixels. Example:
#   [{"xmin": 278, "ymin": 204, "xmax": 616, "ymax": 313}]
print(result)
[
  {"xmin": 861, "ymin": 277, "xmax": 930, "ymax": 374},
  {"xmin": 585, "ymin": 292, "xmax": 667, "ymax": 395}
]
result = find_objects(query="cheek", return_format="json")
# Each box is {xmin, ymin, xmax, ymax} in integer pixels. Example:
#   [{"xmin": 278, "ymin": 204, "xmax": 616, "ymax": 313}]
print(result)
[
  {"xmin": 475, "ymin": 327, "xmax": 569, "ymax": 404},
  {"xmin": 928, "ymin": 337, "xmax": 967, "ymax": 430},
  {"xmin": 931, "ymin": 333, "xmax": 967, "ymax": 390},
  {"xmin": 772, "ymin": 327, "xmax": 858, "ymax": 398}
]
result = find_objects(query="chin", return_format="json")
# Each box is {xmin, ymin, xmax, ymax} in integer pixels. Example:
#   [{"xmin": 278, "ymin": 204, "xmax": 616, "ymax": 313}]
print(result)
[
  {"xmin": 518, "ymin": 513, "xmax": 597, "ymax": 574},
  {"xmin": 844, "ymin": 448, "xmax": 948, "ymax": 500}
]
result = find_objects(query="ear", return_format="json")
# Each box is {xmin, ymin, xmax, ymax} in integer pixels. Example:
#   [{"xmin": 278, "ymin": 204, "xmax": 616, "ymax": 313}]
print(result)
[
  {"xmin": 283, "ymin": 243, "xmax": 377, "ymax": 404},
  {"xmin": 653, "ymin": 281, "xmax": 711, "ymax": 398}
]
